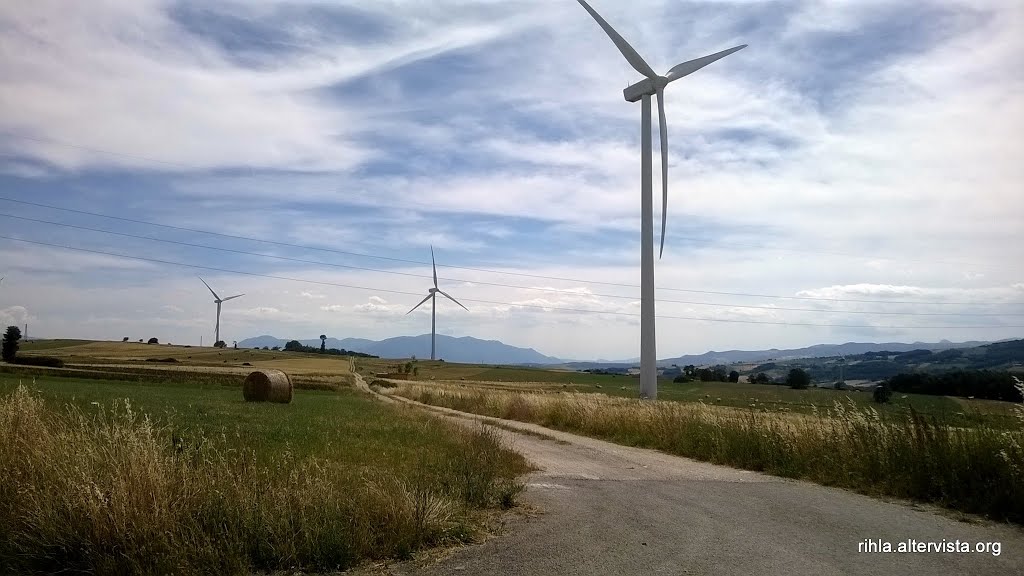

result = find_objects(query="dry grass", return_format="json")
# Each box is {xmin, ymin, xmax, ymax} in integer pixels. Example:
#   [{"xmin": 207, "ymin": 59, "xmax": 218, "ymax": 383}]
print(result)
[
  {"xmin": 18, "ymin": 340, "xmax": 356, "ymax": 376},
  {"xmin": 392, "ymin": 381, "xmax": 1024, "ymax": 523},
  {"xmin": 0, "ymin": 384, "xmax": 529, "ymax": 574}
]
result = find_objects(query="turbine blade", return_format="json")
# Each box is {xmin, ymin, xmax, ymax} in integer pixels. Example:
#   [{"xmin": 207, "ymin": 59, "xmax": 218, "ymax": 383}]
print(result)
[
  {"xmin": 576, "ymin": 0, "xmax": 657, "ymax": 79},
  {"xmin": 437, "ymin": 289, "xmax": 469, "ymax": 312},
  {"xmin": 657, "ymin": 87, "xmax": 668, "ymax": 259},
  {"xmin": 406, "ymin": 293, "xmax": 432, "ymax": 315},
  {"xmin": 665, "ymin": 44, "xmax": 747, "ymax": 82},
  {"xmin": 431, "ymin": 245, "xmax": 438, "ymax": 288},
  {"xmin": 223, "ymin": 294, "xmax": 244, "ymax": 301},
  {"xmin": 198, "ymin": 276, "xmax": 220, "ymax": 300}
]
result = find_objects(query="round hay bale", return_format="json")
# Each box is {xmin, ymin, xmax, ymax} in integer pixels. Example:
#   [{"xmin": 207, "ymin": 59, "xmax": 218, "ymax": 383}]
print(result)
[{"xmin": 243, "ymin": 369, "xmax": 293, "ymax": 404}]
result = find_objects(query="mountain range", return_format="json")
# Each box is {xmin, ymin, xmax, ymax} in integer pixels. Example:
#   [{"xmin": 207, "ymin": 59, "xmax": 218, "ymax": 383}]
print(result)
[
  {"xmin": 237, "ymin": 334, "xmax": 1011, "ymax": 367},
  {"xmin": 238, "ymin": 334, "xmax": 562, "ymax": 365}
]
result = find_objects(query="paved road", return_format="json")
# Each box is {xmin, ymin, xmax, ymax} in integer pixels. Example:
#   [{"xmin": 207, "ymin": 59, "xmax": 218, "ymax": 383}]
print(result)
[{"xmin": 355, "ymin": 378, "xmax": 1023, "ymax": 575}]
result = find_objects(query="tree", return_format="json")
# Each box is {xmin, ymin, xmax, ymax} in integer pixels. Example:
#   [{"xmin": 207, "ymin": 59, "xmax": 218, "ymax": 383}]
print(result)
[
  {"xmin": 320, "ymin": 335, "xmax": 327, "ymax": 353},
  {"xmin": 213, "ymin": 340, "xmax": 226, "ymax": 348},
  {"xmin": 711, "ymin": 365, "xmax": 729, "ymax": 382},
  {"xmin": 122, "ymin": 337, "xmax": 129, "ymax": 342},
  {"xmin": 271, "ymin": 346, "xmax": 280, "ymax": 351},
  {"xmin": 728, "ymin": 370, "xmax": 740, "ymax": 383},
  {"xmin": 873, "ymin": 383, "xmax": 893, "ymax": 404},
  {"xmin": 683, "ymin": 365, "xmax": 696, "ymax": 379},
  {"xmin": 147, "ymin": 337, "xmax": 159, "ymax": 345},
  {"xmin": 284, "ymin": 340, "xmax": 303, "ymax": 352},
  {"xmin": 786, "ymin": 368, "xmax": 810, "ymax": 390},
  {"xmin": 2, "ymin": 325, "xmax": 22, "ymax": 362}
]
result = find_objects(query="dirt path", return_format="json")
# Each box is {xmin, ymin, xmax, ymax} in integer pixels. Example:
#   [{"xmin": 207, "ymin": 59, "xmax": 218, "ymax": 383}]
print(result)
[{"xmin": 354, "ymin": 375, "xmax": 1024, "ymax": 575}]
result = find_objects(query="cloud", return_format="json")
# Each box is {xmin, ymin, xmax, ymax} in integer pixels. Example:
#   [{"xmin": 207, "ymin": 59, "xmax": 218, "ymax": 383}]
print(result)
[{"xmin": 0, "ymin": 0, "xmax": 1022, "ymax": 359}]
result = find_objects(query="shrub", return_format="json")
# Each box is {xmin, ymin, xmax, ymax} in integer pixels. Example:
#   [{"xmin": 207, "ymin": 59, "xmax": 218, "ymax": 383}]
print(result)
[
  {"xmin": 728, "ymin": 370, "xmax": 740, "ymax": 383},
  {"xmin": 213, "ymin": 340, "xmax": 226, "ymax": 349},
  {"xmin": 2, "ymin": 326, "xmax": 21, "ymax": 362},
  {"xmin": 873, "ymin": 383, "xmax": 893, "ymax": 404},
  {"xmin": 147, "ymin": 337, "xmax": 159, "ymax": 345},
  {"xmin": 11, "ymin": 356, "xmax": 65, "ymax": 368},
  {"xmin": 122, "ymin": 337, "xmax": 130, "ymax": 342},
  {"xmin": 787, "ymin": 368, "xmax": 810, "ymax": 390}
]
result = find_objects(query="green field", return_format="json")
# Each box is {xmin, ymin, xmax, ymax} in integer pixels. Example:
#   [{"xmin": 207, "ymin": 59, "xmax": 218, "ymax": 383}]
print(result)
[{"xmin": 0, "ymin": 373, "xmax": 530, "ymax": 575}]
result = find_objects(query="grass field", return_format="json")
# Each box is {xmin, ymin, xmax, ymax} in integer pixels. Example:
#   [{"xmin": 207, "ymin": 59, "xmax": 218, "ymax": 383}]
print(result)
[
  {"xmin": 0, "ymin": 372, "xmax": 530, "ymax": 574},
  {"xmin": 20, "ymin": 340, "xmax": 355, "ymax": 374},
  {"xmin": 356, "ymin": 357, "xmax": 1019, "ymax": 430},
  {"xmin": 387, "ymin": 380, "xmax": 1024, "ymax": 524}
]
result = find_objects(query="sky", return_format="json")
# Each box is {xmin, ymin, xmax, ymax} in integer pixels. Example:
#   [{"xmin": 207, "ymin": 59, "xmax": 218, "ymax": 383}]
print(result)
[{"xmin": 0, "ymin": 0, "xmax": 1022, "ymax": 361}]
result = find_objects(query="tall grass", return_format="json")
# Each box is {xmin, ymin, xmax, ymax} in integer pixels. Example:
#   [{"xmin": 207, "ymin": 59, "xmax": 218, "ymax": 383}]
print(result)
[
  {"xmin": 394, "ymin": 383, "xmax": 1024, "ymax": 523},
  {"xmin": 0, "ymin": 385, "xmax": 527, "ymax": 575}
]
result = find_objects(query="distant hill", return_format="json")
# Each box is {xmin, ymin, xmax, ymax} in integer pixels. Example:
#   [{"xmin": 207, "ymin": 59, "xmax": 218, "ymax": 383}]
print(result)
[
  {"xmin": 655, "ymin": 340, "xmax": 997, "ymax": 367},
  {"xmin": 539, "ymin": 339, "xmax": 1002, "ymax": 371},
  {"xmin": 238, "ymin": 334, "xmax": 562, "ymax": 365},
  {"xmin": 744, "ymin": 339, "xmax": 1024, "ymax": 384},
  {"xmin": 239, "ymin": 334, "xmax": 1020, "ymax": 370}
]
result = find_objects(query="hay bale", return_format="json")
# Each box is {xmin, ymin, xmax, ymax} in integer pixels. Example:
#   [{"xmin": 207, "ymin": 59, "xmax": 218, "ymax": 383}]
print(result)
[{"xmin": 243, "ymin": 369, "xmax": 293, "ymax": 404}]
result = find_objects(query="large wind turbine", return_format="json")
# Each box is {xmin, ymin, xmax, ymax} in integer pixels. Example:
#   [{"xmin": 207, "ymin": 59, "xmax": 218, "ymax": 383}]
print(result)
[
  {"xmin": 198, "ymin": 276, "xmax": 244, "ymax": 346},
  {"xmin": 407, "ymin": 247, "xmax": 468, "ymax": 361},
  {"xmin": 577, "ymin": 0, "xmax": 746, "ymax": 399}
]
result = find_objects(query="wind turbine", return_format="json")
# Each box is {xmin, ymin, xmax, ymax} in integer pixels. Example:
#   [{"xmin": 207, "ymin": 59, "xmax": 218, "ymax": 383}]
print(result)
[
  {"xmin": 576, "ymin": 0, "xmax": 746, "ymax": 399},
  {"xmin": 406, "ymin": 246, "xmax": 468, "ymax": 361},
  {"xmin": 198, "ymin": 276, "xmax": 244, "ymax": 346}
]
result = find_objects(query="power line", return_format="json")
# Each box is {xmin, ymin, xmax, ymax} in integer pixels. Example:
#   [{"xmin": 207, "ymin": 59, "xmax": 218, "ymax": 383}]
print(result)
[
  {"xmin": 1, "ymin": 195, "xmax": 1020, "ymax": 307},
  {"xmin": 1, "ymin": 135, "xmax": 1017, "ymax": 272},
  {"xmin": 2, "ymin": 211, "xmax": 1021, "ymax": 317},
  {"xmin": 2, "ymin": 234, "xmax": 1022, "ymax": 330},
  {"xmin": 4, "ymin": 133, "xmax": 195, "ymax": 169}
]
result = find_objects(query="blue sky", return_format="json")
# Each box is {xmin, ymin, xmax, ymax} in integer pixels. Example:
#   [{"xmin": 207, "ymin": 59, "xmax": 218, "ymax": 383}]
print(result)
[{"xmin": 0, "ymin": 0, "xmax": 1022, "ymax": 360}]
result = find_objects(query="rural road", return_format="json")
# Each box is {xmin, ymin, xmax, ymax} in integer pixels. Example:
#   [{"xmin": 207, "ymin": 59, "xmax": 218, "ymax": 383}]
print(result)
[{"xmin": 354, "ymin": 376, "xmax": 1023, "ymax": 575}]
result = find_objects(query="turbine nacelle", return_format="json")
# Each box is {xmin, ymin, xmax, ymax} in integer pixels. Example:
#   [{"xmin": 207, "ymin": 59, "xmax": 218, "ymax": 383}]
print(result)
[{"xmin": 623, "ymin": 76, "xmax": 668, "ymax": 102}]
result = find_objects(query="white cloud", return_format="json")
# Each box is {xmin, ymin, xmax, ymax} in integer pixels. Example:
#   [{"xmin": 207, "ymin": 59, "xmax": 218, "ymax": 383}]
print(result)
[{"xmin": 1, "ymin": 0, "xmax": 1022, "ymax": 359}]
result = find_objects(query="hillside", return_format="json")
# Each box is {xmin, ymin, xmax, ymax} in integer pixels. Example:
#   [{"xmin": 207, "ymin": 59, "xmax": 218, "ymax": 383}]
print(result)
[{"xmin": 744, "ymin": 339, "xmax": 1024, "ymax": 384}]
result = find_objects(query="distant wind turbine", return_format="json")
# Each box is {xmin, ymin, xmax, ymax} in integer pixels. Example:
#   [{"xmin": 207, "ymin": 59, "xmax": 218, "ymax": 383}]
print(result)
[
  {"xmin": 198, "ymin": 276, "xmax": 244, "ymax": 346},
  {"xmin": 407, "ymin": 247, "xmax": 468, "ymax": 361},
  {"xmin": 576, "ymin": 0, "xmax": 746, "ymax": 399}
]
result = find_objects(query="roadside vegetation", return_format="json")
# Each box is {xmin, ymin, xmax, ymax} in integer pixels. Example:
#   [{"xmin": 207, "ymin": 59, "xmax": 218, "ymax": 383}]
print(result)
[
  {"xmin": 389, "ymin": 381, "xmax": 1024, "ymax": 524},
  {"xmin": 0, "ymin": 376, "xmax": 530, "ymax": 575}
]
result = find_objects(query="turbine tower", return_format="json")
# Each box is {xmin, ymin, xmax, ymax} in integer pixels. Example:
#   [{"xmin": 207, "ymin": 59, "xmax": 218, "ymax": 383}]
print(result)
[
  {"xmin": 198, "ymin": 276, "xmax": 244, "ymax": 346},
  {"xmin": 407, "ymin": 246, "xmax": 468, "ymax": 361},
  {"xmin": 577, "ymin": 0, "xmax": 746, "ymax": 399}
]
